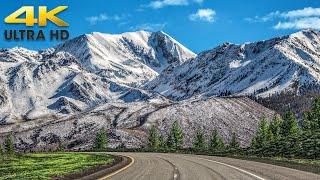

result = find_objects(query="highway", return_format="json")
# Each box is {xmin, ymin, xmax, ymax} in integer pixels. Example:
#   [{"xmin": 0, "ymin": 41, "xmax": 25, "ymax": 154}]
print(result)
[{"xmin": 103, "ymin": 153, "xmax": 320, "ymax": 180}]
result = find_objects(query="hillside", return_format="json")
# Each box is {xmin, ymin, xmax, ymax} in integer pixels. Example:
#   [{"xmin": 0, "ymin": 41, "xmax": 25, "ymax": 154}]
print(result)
[{"xmin": 0, "ymin": 97, "xmax": 274, "ymax": 150}]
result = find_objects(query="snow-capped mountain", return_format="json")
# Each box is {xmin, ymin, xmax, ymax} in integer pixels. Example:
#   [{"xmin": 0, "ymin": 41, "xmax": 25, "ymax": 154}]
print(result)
[
  {"xmin": 55, "ymin": 31, "xmax": 196, "ymax": 85},
  {"xmin": 146, "ymin": 29, "xmax": 320, "ymax": 100},
  {"xmin": 0, "ymin": 31, "xmax": 195, "ymax": 124}
]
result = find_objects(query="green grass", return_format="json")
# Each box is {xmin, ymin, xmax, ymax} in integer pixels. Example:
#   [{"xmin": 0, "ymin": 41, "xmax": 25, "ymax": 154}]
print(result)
[
  {"xmin": 270, "ymin": 156, "xmax": 320, "ymax": 165},
  {"xmin": 0, "ymin": 153, "xmax": 115, "ymax": 180}
]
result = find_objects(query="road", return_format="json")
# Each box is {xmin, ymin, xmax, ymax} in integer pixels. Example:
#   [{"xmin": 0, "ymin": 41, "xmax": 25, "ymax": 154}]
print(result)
[{"xmin": 103, "ymin": 153, "xmax": 320, "ymax": 180}]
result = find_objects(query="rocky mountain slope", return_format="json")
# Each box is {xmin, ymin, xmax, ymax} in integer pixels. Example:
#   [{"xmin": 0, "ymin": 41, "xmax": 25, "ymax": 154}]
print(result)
[
  {"xmin": 0, "ymin": 97, "xmax": 274, "ymax": 151},
  {"xmin": 0, "ymin": 31, "xmax": 195, "ymax": 124},
  {"xmin": 146, "ymin": 29, "xmax": 320, "ymax": 100},
  {"xmin": 55, "ymin": 31, "xmax": 196, "ymax": 84}
]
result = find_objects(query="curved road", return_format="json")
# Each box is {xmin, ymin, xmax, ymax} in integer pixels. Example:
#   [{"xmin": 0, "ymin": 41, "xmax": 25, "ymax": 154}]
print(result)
[{"xmin": 103, "ymin": 153, "xmax": 319, "ymax": 180}]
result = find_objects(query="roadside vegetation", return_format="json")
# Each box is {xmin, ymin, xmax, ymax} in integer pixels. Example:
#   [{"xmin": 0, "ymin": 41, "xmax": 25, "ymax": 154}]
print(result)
[
  {"xmin": 0, "ymin": 153, "xmax": 114, "ymax": 180},
  {"xmin": 0, "ymin": 129, "xmax": 113, "ymax": 180}
]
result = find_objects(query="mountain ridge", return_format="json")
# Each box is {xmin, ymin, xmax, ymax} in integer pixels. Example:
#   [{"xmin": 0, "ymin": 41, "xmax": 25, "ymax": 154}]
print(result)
[
  {"xmin": 0, "ymin": 30, "xmax": 195, "ymax": 124},
  {"xmin": 146, "ymin": 29, "xmax": 320, "ymax": 100}
]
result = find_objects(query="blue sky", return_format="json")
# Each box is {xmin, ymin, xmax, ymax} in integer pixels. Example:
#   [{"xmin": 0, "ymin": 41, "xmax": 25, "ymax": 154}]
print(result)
[{"xmin": 1, "ymin": 0, "xmax": 319, "ymax": 53}]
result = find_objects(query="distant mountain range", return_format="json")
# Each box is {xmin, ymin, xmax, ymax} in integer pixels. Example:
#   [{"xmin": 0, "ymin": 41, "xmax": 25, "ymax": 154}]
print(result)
[
  {"xmin": 0, "ymin": 31, "xmax": 195, "ymax": 124},
  {"xmin": 0, "ymin": 29, "xmax": 319, "ymax": 150},
  {"xmin": 147, "ymin": 29, "xmax": 320, "ymax": 100}
]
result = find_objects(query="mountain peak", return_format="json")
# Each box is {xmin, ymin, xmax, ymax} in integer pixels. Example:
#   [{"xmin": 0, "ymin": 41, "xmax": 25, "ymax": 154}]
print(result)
[
  {"xmin": 288, "ymin": 29, "xmax": 320, "ymax": 39},
  {"xmin": 54, "ymin": 31, "xmax": 195, "ymax": 84}
]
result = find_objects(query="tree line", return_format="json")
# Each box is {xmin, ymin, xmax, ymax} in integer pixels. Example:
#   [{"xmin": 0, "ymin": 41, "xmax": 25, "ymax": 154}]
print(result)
[
  {"xmin": 148, "ymin": 121, "xmax": 240, "ymax": 151},
  {"xmin": 249, "ymin": 98, "xmax": 320, "ymax": 159},
  {"xmin": 147, "ymin": 98, "xmax": 320, "ymax": 158},
  {"xmin": 1, "ymin": 98, "xmax": 319, "ymax": 159}
]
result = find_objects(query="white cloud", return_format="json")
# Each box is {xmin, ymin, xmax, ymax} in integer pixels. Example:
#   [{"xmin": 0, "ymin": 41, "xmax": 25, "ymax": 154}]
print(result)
[
  {"xmin": 189, "ymin": 8, "xmax": 216, "ymax": 23},
  {"xmin": 148, "ymin": 0, "xmax": 204, "ymax": 9},
  {"xmin": 149, "ymin": 0, "xmax": 188, "ymax": 9},
  {"xmin": 85, "ymin": 14, "xmax": 127, "ymax": 25},
  {"xmin": 245, "ymin": 7, "xmax": 320, "ymax": 30},
  {"xmin": 86, "ymin": 14, "xmax": 108, "ymax": 25},
  {"xmin": 274, "ymin": 17, "xmax": 320, "ymax": 30},
  {"xmin": 130, "ymin": 23, "xmax": 166, "ymax": 31},
  {"xmin": 245, "ymin": 11, "xmax": 280, "ymax": 23},
  {"xmin": 281, "ymin": 7, "xmax": 320, "ymax": 19}
]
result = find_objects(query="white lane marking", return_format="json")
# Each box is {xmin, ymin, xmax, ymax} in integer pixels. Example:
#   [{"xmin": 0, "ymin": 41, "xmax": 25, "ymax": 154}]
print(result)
[{"xmin": 197, "ymin": 157, "xmax": 265, "ymax": 180}]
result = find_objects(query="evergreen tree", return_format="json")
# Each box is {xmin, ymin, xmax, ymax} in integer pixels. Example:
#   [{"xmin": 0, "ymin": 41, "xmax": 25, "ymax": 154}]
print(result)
[
  {"xmin": 209, "ymin": 129, "xmax": 224, "ymax": 150},
  {"xmin": 303, "ymin": 98, "xmax": 320, "ymax": 132},
  {"xmin": 166, "ymin": 133, "xmax": 174, "ymax": 148},
  {"xmin": 250, "ymin": 137, "xmax": 257, "ymax": 149},
  {"xmin": 229, "ymin": 132, "xmax": 240, "ymax": 149},
  {"xmin": 148, "ymin": 125, "xmax": 160, "ymax": 149},
  {"xmin": 266, "ymin": 125, "xmax": 274, "ymax": 142},
  {"xmin": 158, "ymin": 134, "xmax": 166, "ymax": 149},
  {"xmin": 5, "ymin": 132, "xmax": 14, "ymax": 156},
  {"xmin": 280, "ymin": 110, "xmax": 299, "ymax": 137},
  {"xmin": 167, "ymin": 121, "xmax": 184, "ymax": 149},
  {"xmin": 217, "ymin": 138, "xmax": 225, "ymax": 149},
  {"xmin": 193, "ymin": 129, "xmax": 206, "ymax": 150},
  {"xmin": 255, "ymin": 118, "xmax": 269, "ymax": 148},
  {"xmin": 93, "ymin": 129, "xmax": 108, "ymax": 151},
  {"xmin": 269, "ymin": 114, "xmax": 282, "ymax": 140}
]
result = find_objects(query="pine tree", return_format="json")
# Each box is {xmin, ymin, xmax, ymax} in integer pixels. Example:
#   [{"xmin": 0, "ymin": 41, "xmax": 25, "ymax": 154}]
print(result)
[
  {"xmin": 250, "ymin": 137, "xmax": 257, "ymax": 149},
  {"xmin": 5, "ymin": 132, "xmax": 14, "ymax": 156},
  {"xmin": 269, "ymin": 114, "xmax": 282, "ymax": 140},
  {"xmin": 93, "ymin": 129, "xmax": 108, "ymax": 151},
  {"xmin": 209, "ymin": 129, "xmax": 224, "ymax": 150},
  {"xmin": 303, "ymin": 111, "xmax": 312, "ymax": 131},
  {"xmin": 193, "ymin": 129, "xmax": 206, "ymax": 150},
  {"xmin": 166, "ymin": 133, "xmax": 174, "ymax": 148},
  {"xmin": 229, "ymin": 132, "xmax": 240, "ymax": 149},
  {"xmin": 217, "ymin": 138, "xmax": 225, "ymax": 150},
  {"xmin": 266, "ymin": 125, "xmax": 274, "ymax": 142},
  {"xmin": 280, "ymin": 110, "xmax": 299, "ymax": 137},
  {"xmin": 148, "ymin": 125, "xmax": 160, "ymax": 149},
  {"xmin": 167, "ymin": 121, "xmax": 184, "ymax": 149},
  {"xmin": 158, "ymin": 134, "xmax": 166, "ymax": 149},
  {"xmin": 303, "ymin": 98, "xmax": 320, "ymax": 132},
  {"xmin": 252, "ymin": 118, "xmax": 270, "ymax": 149}
]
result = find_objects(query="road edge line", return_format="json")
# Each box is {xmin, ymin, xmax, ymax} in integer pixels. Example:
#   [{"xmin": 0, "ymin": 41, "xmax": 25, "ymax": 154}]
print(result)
[
  {"xmin": 99, "ymin": 155, "xmax": 135, "ymax": 180},
  {"xmin": 198, "ymin": 157, "xmax": 265, "ymax": 180}
]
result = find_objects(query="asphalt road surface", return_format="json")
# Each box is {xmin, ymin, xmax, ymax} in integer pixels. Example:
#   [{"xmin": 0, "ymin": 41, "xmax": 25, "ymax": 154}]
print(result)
[{"xmin": 105, "ymin": 153, "xmax": 320, "ymax": 180}]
